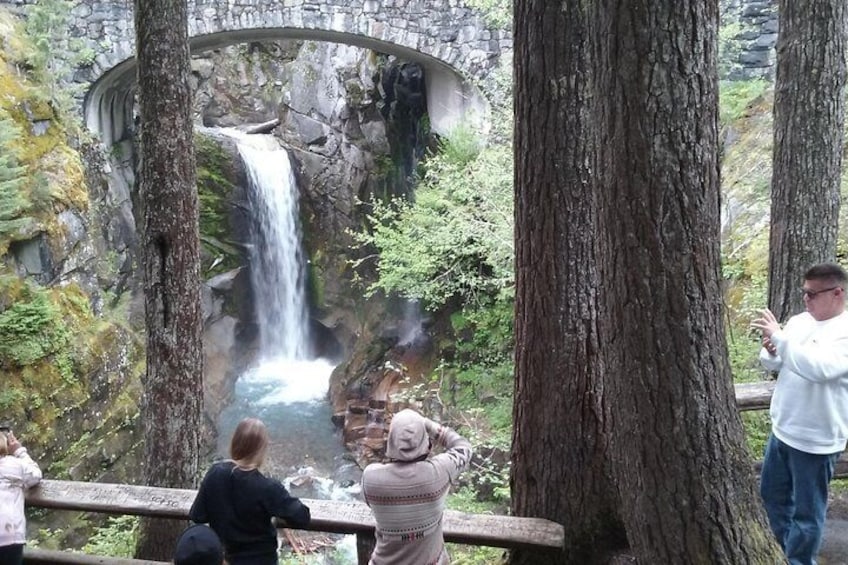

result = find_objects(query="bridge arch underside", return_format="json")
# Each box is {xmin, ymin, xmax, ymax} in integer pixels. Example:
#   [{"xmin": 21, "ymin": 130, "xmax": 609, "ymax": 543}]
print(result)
[{"xmin": 85, "ymin": 28, "xmax": 491, "ymax": 147}]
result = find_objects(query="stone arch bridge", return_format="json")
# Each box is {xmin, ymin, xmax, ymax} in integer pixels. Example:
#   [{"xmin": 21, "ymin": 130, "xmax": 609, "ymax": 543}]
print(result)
[{"xmin": 3, "ymin": 0, "xmax": 511, "ymax": 145}]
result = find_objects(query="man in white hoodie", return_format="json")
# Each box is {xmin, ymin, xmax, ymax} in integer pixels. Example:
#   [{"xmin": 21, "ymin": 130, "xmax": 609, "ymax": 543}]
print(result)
[
  {"xmin": 0, "ymin": 429, "xmax": 42, "ymax": 565},
  {"xmin": 752, "ymin": 262, "xmax": 848, "ymax": 565}
]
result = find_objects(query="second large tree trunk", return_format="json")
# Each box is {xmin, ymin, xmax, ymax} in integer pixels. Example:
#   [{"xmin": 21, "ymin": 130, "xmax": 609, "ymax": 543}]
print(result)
[
  {"xmin": 767, "ymin": 0, "xmax": 846, "ymax": 321},
  {"xmin": 594, "ymin": 1, "xmax": 782, "ymax": 563}
]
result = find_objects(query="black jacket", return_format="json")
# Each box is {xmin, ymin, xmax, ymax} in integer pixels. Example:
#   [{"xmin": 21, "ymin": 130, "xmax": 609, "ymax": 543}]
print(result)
[{"xmin": 189, "ymin": 461, "xmax": 311, "ymax": 560}]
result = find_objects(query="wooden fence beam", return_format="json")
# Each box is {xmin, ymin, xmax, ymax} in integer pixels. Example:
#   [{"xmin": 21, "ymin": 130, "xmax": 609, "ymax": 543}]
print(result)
[
  {"xmin": 23, "ymin": 548, "xmax": 167, "ymax": 564},
  {"xmin": 734, "ymin": 381, "xmax": 775, "ymax": 411},
  {"xmin": 26, "ymin": 480, "xmax": 564, "ymax": 551}
]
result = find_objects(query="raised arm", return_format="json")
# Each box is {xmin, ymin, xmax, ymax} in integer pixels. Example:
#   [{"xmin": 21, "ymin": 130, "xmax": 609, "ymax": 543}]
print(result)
[
  {"xmin": 771, "ymin": 331, "xmax": 848, "ymax": 382},
  {"xmin": 425, "ymin": 418, "xmax": 472, "ymax": 483},
  {"xmin": 758, "ymin": 336, "xmax": 783, "ymax": 372},
  {"xmin": 8, "ymin": 433, "xmax": 42, "ymax": 488}
]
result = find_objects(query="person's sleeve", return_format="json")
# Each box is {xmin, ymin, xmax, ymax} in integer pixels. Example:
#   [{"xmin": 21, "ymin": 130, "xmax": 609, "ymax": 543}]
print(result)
[
  {"xmin": 426, "ymin": 419, "xmax": 472, "ymax": 484},
  {"xmin": 361, "ymin": 466, "xmax": 372, "ymax": 507},
  {"xmin": 14, "ymin": 448, "xmax": 42, "ymax": 488},
  {"xmin": 189, "ymin": 468, "xmax": 212, "ymax": 523},
  {"xmin": 758, "ymin": 346, "xmax": 783, "ymax": 372},
  {"xmin": 771, "ymin": 323, "xmax": 848, "ymax": 382},
  {"xmin": 267, "ymin": 479, "xmax": 311, "ymax": 528},
  {"xmin": 758, "ymin": 315, "xmax": 797, "ymax": 373}
]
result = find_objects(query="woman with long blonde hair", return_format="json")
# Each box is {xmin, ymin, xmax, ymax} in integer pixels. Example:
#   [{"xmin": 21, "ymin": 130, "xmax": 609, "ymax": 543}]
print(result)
[{"xmin": 189, "ymin": 418, "xmax": 310, "ymax": 565}]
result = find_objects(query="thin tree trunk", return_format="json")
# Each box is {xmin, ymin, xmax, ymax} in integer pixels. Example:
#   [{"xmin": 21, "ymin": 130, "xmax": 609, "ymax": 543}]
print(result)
[
  {"xmin": 510, "ymin": 1, "xmax": 625, "ymax": 563},
  {"xmin": 594, "ymin": 1, "xmax": 782, "ymax": 562},
  {"xmin": 767, "ymin": 0, "xmax": 846, "ymax": 322},
  {"xmin": 133, "ymin": 0, "xmax": 202, "ymax": 559}
]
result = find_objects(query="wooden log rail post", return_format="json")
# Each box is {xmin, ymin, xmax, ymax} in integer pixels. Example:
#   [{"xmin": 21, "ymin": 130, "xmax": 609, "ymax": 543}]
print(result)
[{"xmin": 25, "ymin": 480, "xmax": 565, "ymax": 565}]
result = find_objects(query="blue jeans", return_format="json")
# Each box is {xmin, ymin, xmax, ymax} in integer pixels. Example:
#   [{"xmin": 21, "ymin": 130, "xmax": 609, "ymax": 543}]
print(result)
[
  {"xmin": 0, "ymin": 544, "xmax": 23, "ymax": 565},
  {"xmin": 760, "ymin": 434, "xmax": 841, "ymax": 565}
]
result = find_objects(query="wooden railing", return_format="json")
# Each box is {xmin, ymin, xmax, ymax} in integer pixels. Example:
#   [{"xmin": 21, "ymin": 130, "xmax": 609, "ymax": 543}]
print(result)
[
  {"xmin": 24, "ymin": 380, "xmax": 832, "ymax": 564},
  {"xmin": 735, "ymin": 380, "xmax": 848, "ymax": 477},
  {"xmin": 24, "ymin": 479, "xmax": 564, "ymax": 564},
  {"xmin": 733, "ymin": 380, "xmax": 775, "ymax": 411}
]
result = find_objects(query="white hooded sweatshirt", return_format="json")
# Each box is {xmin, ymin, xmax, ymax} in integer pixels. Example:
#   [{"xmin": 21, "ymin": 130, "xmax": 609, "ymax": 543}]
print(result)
[{"xmin": 0, "ymin": 447, "xmax": 42, "ymax": 547}]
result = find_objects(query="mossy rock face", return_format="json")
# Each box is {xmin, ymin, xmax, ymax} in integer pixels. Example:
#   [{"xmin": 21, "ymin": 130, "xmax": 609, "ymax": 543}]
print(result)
[
  {"xmin": 0, "ymin": 26, "xmax": 88, "ymax": 258},
  {"xmin": 0, "ymin": 6, "xmax": 146, "ymax": 493},
  {"xmin": 0, "ymin": 273, "xmax": 144, "ymax": 480},
  {"xmin": 195, "ymin": 132, "xmax": 249, "ymax": 277}
]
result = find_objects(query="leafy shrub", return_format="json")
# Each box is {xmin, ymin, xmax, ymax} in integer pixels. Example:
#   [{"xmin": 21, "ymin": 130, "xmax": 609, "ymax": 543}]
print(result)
[
  {"xmin": 353, "ymin": 124, "xmax": 512, "ymax": 309},
  {"xmin": 82, "ymin": 516, "xmax": 138, "ymax": 557},
  {"xmin": 719, "ymin": 79, "xmax": 770, "ymax": 125},
  {"xmin": 465, "ymin": 0, "xmax": 512, "ymax": 29},
  {"xmin": 0, "ymin": 290, "xmax": 69, "ymax": 367}
]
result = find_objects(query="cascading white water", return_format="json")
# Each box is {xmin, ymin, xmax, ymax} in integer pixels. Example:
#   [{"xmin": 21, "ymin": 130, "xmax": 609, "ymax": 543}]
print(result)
[
  {"xmin": 238, "ymin": 137, "xmax": 311, "ymax": 360},
  {"xmin": 223, "ymin": 130, "xmax": 336, "ymax": 405}
]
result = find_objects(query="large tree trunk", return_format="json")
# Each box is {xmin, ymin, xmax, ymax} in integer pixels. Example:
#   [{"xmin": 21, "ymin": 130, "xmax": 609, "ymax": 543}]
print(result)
[
  {"xmin": 767, "ymin": 0, "xmax": 846, "ymax": 321},
  {"xmin": 510, "ymin": 1, "xmax": 625, "ymax": 563},
  {"xmin": 594, "ymin": 1, "xmax": 782, "ymax": 563},
  {"xmin": 133, "ymin": 0, "xmax": 202, "ymax": 559}
]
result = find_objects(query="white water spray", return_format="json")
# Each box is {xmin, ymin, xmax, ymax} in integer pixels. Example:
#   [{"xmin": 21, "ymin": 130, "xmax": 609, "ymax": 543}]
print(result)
[
  {"xmin": 224, "ymin": 130, "xmax": 333, "ymax": 404},
  {"xmin": 236, "ymin": 134, "xmax": 311, "ymax": 360}
]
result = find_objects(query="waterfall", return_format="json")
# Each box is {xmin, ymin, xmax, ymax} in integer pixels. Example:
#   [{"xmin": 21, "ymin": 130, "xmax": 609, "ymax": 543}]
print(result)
[
  {"xmin": 222, "ymin": 130, "xmax": 335, "ymax": 405},
  {"xmin": 237, "ymin": 135, "xmax": 311, "ymax": 360},
  {"xmin": 213, "ymin": 130, "xmax": 356, "ymax": 558}
]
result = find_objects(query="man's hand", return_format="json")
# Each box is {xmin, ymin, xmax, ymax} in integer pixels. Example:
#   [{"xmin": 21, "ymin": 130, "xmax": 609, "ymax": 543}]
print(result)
[
  {"xmin": 762, "ymin": 336, "xmax": 778, "ymax": 356},
  {"xmin": 6, "ymin": 431, "xmax": 21, "ymax": 453},
  {"xmin": 751, "ymin": 308, "xmax": 781, "ymax": 339}
]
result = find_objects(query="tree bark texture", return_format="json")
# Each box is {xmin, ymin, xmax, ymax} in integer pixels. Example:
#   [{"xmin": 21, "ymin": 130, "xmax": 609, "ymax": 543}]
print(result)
[
  {"xmin": 133, "ymin": 0, "xmax": 202, "ymax": 559},
  {"xmin": 510, "ymin": 1, "xmax": 625, "ymax": 563},
  {"xmin": 594, "ymin": 1, "xmax": 782, "ymax": 563},
  {"xmin": 767, "ymin": 0, "xmax": 846, "ymax": 322}
]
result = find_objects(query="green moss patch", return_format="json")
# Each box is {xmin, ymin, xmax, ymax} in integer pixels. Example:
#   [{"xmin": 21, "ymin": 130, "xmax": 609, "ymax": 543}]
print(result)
[{"xmin": 196, "ymin": 134, "xmax": 241, "ymax": 275}]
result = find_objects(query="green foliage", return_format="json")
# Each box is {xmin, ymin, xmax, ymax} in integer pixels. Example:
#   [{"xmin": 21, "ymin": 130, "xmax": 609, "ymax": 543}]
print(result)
[
  {"xmin": 446, "ymin": 488, "xmax": 508, "ymax": 564},
  {"xmin": 353, "ymin": 99, "xmax": 516, "ymax": 512},
  {"xmin": 446, "ymin": 301, "xmax": 514, "ymax": 429},
  {"xmin": 719, "ymin": 79, "xmax": 770, "ymax": 125},
  {"xmin": 353, "ymin": 124, "xmax": 513, "ymax": 308},
  {"xmin": 0, "ymin": 109, "xmax": 29, "ymax": 236},
  {"xmin": 718, "ymin": 22, "xmax": 743, "ymax": 79},
  {"xmin": 437, "ymin": 122, "xmax": 482, "ymax": 166},
  {"xmin": 741, "ymin": 410, "xmax": 771, "ymax": 458},
  {"xmin": 0, "ymin": 386, "xmax": 26, "ymax": 415},
  {"xmin": 195, "ymin": 135, "xmax": 240, "ymax": 275},
  {"xmin": 24, "ymin": 0, "xmax": 69, "ymax": 71},
  {"xmin": 82, "ymin": 516, "xmax": 138, "ymax": 557},
  {"xmin": 0, "ymin": 287, "xmax": 69, "ymax": 367},
  {"xmin": 446, "ymin": 543, "xmax": 506, "ymax": 565},
  {"xmin": 24, "ymin": 0, "xmax": 88, "ymax": 116},
  {"xmin": 450, "ymin": 299, "xmax": 513, "ymax": 364},
  {"xmin": 464, "ymin": 0, "xmax": 512, "ymax": 29}
]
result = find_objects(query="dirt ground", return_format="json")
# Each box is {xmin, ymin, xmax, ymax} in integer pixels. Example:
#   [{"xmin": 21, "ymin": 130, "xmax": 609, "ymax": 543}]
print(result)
[{"xmin": 822, "ymin": 490, "xmax": 848, "ymax": 565}]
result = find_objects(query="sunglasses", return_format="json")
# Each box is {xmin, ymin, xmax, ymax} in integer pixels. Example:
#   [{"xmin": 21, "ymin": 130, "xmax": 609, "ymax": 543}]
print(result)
[{"xmin": 801, "ymin": 286, "xmax": 842, "ymax": 299}]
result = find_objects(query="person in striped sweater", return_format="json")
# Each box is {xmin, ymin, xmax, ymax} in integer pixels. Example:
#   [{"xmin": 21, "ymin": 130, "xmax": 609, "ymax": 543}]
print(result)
[{"xmin": 362, "ymin": 409, "xmax": 473, "ymax": 565}]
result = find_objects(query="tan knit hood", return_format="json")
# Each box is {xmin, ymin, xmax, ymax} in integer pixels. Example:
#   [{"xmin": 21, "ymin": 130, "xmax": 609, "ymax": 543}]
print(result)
[{"xmin": 386, "ymin": 409, "xmax": 430, "ymax": 462}]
